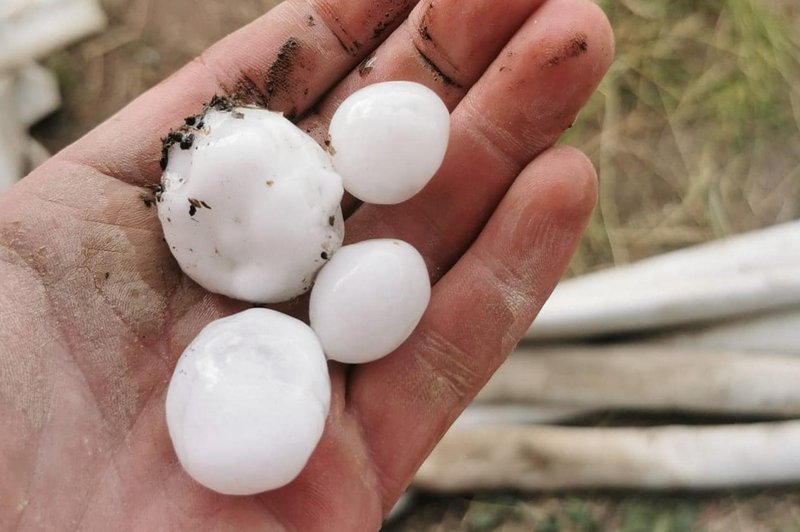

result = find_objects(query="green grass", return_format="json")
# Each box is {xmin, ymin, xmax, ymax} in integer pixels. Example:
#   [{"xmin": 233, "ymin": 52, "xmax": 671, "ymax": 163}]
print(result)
[{"xmin": 619, "ymin": 499, "xmax": 698, "ymax": 532}]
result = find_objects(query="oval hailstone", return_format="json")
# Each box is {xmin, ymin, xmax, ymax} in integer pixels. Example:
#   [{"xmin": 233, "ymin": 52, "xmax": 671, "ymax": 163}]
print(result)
[
  {"xmin": 328, "ymin": 81, "xmax": 450, "ymax": 205},
  {"xmin": 310, "ymin": 239, "xmax": 431, "ymax": 364},
  {"xmin": 166, "ymin": 308, "xmax": 331, "ymax": 496},
  {"xmin": 158, "ymin": 105, "xmax": 345, "ymax": 304}
]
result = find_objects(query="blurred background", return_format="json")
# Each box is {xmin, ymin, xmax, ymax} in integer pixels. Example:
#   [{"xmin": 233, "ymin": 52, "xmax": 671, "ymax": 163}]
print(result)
[{"xmin": 7, "ymin": 0, "xmax": 800, "ymax": 529}]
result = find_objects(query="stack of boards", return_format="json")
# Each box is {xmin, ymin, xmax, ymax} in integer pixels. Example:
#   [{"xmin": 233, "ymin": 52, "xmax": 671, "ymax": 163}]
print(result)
[{"xmin": 414, "ymin": 221, "xmax": 800, "ymax": 494}]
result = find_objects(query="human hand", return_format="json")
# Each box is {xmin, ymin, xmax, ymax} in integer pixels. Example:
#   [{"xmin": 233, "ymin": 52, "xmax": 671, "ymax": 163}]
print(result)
[{"xmin": 0, "ymin": 0, "xmax": 613, "ymax": 529}]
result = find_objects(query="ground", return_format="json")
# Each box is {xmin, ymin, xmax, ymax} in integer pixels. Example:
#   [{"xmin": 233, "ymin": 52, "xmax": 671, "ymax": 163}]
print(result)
[
  {"xmin": 386, "ymin": 492, "xmax": 800, "ymax": 531},
  {"xmin": 30, "ymin": 0, "xmax": 800, "ymax": 530}
]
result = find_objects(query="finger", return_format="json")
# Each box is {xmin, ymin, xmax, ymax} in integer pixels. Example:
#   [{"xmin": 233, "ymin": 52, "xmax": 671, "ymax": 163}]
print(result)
[
  {"xmin": 296, "ymin": 0, "xmax": 550, "ymax": 211},
  {"xmin": 58, "ymin": 0, "xmax": 418, "ymax": 186},
  {"xmin": 345, "ymin": 0, "xmax": 614, "ymax": 276},
  {"xmin": 300, "ymin": 0, "xmax": 548, "ymax": 127},
  {"xmin": 349, "ymin": 146, "xmax": 599, "ymax": 507}
]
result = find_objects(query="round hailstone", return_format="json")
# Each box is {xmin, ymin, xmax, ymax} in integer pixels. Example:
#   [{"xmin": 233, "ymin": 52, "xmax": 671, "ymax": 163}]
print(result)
[
  {"xmin": 166, "ymin": 308, "xmax": 330, "ymax": 496},
  {"xmin": 328, "ymin": 81, "xmax": 450, "ymax": 205},
  {"xmin": 158, "ymin": 105, "xmax": 345, "ymax": 304},
  {"xmin": 310, "ymin": 239, "xmax": 431, "ymax": 364}
]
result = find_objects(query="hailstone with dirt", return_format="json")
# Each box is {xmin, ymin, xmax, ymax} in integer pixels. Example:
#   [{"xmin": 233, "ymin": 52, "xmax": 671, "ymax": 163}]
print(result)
[{"xmin": 157, "ymin": 100, "xmax": 344, "ymax": 304}]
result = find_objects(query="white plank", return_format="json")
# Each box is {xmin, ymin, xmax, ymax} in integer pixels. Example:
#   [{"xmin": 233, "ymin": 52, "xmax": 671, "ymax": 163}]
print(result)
[
  {"xmin": 664, "ymin": 306, "xmax": 800, "ymax": 355},
  {"xmin": 416, "ymin": 422, "xmax": 800, "ymax": 491},
  {"xmin": 527, "ymin": 222, "xmax": 800, "ymax": 340},
  {"xmin": 480, "ymin": 345, "xmax": 800, "ymax": 416},
  {"xmin": 0, "ymin": 0, "xmax": 106, "ymax": 70}
]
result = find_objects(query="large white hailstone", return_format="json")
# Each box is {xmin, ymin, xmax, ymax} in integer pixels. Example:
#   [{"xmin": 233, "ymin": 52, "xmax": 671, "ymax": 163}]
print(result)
[
  {"xmin": 166, "ymin": 308, "xmax": 331, "ymax": 496},
  {"xmin": 158, "ymin": 103, "xmax": 345, "ymax": 303},
  {"xmin": 328, "ymin": 81, "xmax": 450, "ymax": 205},
  {"xmin": 310, "ymin": 239, "xmax": 431, "ymax": 364}
]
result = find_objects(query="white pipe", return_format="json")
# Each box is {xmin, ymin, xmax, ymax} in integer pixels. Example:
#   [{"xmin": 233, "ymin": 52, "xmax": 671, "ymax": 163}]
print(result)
[
  {"xmin": 527, "ymin": 222, "xmax": 800, "ymax": 340},
  {"xmin": 478, "ymin": 346, "xmax": 800, "ymax": 416},
  {"xmin": 415, "ymin": 422, "xmax": 800, "ymax": 491}
]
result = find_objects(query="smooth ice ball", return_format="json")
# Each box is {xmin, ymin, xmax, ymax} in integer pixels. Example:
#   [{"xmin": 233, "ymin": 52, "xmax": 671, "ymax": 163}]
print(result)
[
  {"xmin": 166, "ymin": 308, "xmax": 331, "ymax": 495},
  {"xmin": 158, "ymin": 106, "xmax": 345, "ymax": 304},
  {"xmin": 329, "ymin": 81, "xmax": 450, "ymax": 205},
  {"xmin": 310, "ymin": 239, "xmax": 431, "ymax": 364}
]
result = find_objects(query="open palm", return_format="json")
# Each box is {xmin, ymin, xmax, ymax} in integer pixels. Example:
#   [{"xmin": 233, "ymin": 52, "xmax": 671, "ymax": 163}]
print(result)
[{"xmin": 0, "ymin": 0, "xmax": 612, "ymax": 529}]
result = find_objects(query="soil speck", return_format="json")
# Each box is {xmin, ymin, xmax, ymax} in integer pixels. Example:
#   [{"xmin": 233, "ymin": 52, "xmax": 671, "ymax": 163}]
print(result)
[
  {"xmin": 324, "ymin": 138, "xmax": 337, "ymax": 156},
  {"xmin": 545, "ymin": 33, "xmax": 589, "ymax": 68},
  {"xmin": 209, "ymin": 94, "xmax": 234, "ymax": 111},
  {"xmin": 359, "ymin": 54, "xmax": 377, "ymax": 77},
  {"xmin": 188, "ymin": 197, "xmax": 212, "ymax": 216},
  {"xmin": 265, "ymin": 37, "xmax": 302, "ymax": 107},
  {"xmin": 179, "ymin": 133, "xmax": 195, "ymax": 150}
]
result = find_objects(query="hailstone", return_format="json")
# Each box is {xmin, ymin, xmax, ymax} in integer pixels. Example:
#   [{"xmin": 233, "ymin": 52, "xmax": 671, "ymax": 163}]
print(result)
[
  {"xmin": 166, "ymin": 308, "xmax": 331, "ymax": 495},
  {"xmin": 309, "ymin": 239, "xmax": 431, "ymax": 364},
  {"xmin": 328, "ymin": 81, "xmax": 450, "ymax": 205},
  {"xmin": 157, "ymin": 104, "xmax": 345, "ymax": 303}
]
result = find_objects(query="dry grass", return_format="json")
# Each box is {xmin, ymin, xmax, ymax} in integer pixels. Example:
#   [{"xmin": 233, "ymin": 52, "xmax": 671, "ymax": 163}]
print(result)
[{"xmin": 565, "ymin": 0, "xmax": 800, "ymax": 275}]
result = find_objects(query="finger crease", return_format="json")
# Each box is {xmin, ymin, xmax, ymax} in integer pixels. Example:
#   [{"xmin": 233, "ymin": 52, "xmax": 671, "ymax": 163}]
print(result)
[
  {"xmin": 407, "ymin": 24, "xmax": 464, "ymax": 88},
  {"xmin": 308, "ymin": 0, "xmax": 362, "ymax": 55},
  {"xmin": 414, "ymin": 326, "xmax": 482, "ymax": 407},
  {"xmin": 460, "ymin": 97, "xmax": 528, "ymax": 173}
]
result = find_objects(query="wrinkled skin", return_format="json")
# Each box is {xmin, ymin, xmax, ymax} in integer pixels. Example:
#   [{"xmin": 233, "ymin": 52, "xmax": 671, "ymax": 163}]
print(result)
[{"xmin": 0, "ymin": 0, "xmax": 613, "ymax": 530}]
